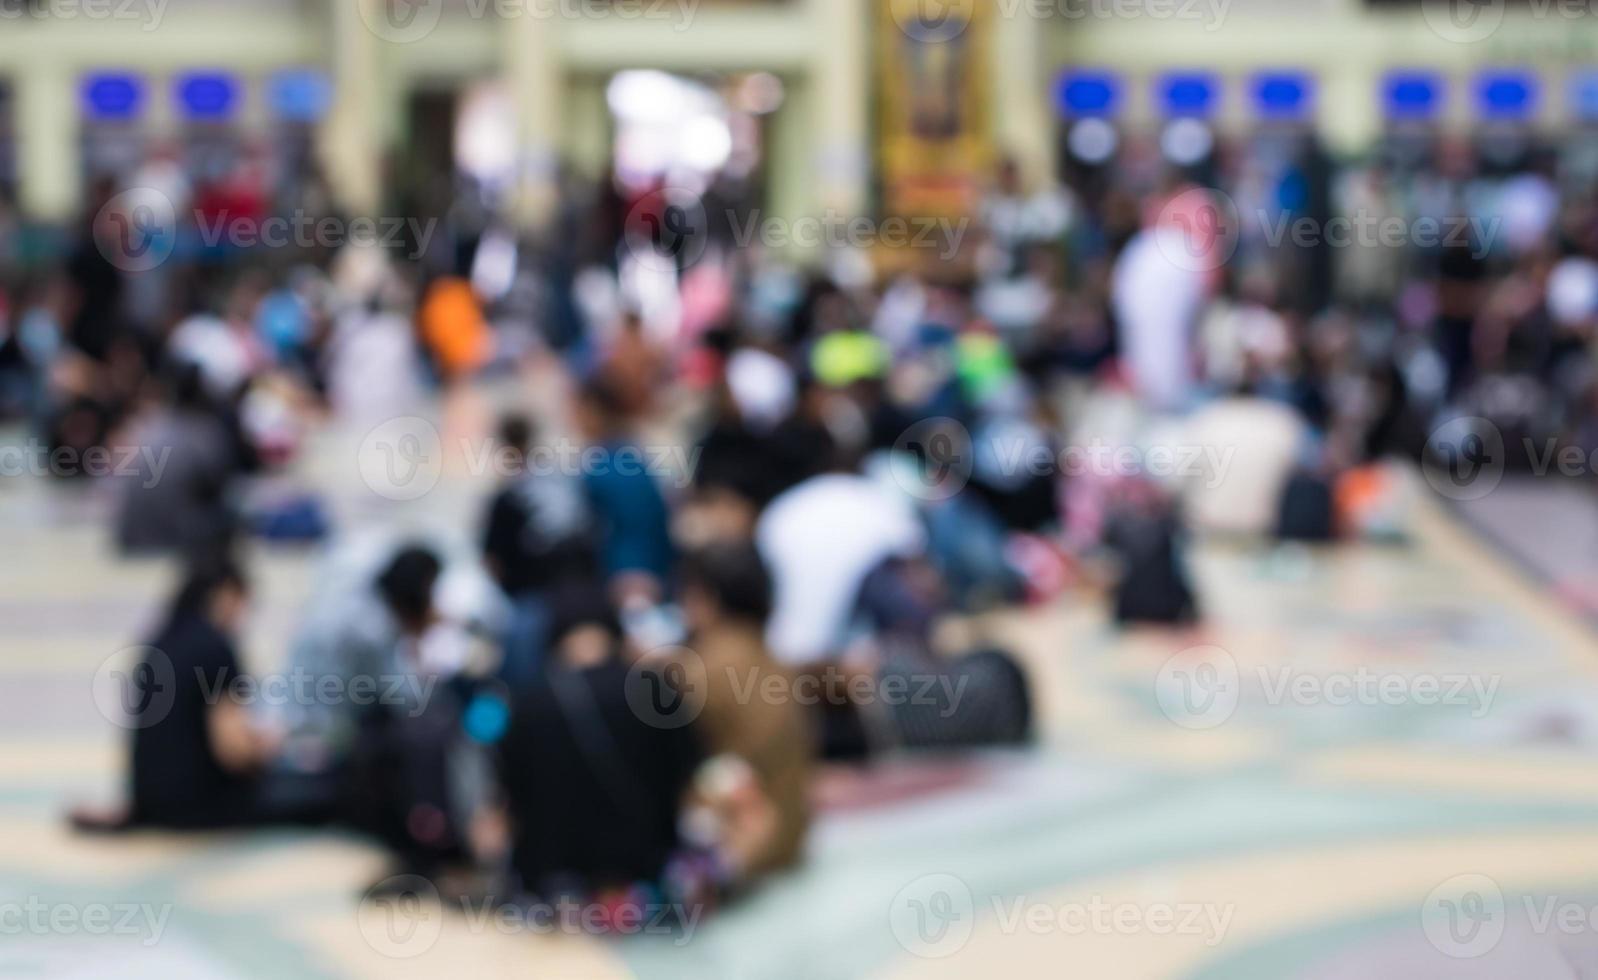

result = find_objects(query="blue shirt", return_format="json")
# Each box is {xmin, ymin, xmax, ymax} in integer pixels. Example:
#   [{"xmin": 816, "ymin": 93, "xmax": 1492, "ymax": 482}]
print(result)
[{"xmin": 583, "ymin": 442, "xmax": 674, "ymax": 582}]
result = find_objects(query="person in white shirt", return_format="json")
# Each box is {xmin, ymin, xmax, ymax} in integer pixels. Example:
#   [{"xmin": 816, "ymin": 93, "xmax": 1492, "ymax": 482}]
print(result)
[
  {"xmin": 1112, "ymin": 226, "xmax": 1210, "ymax": 414},
  {"xmin": 755, "ymin": 471, "xmax": 925, "ymax": 665}
]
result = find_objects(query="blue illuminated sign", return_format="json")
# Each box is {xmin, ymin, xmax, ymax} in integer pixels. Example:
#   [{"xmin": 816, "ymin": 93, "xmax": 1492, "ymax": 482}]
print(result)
[
  {"xmin": 1056, "ymin": 71, "xmax": 1121, "ymax": 118},
  {"xmin": 1384, "ymin": 71, "xmax": 1442, "ymax": 121},
  {"xmin": 1476, "ymin": 70, "xmax": 1537, "ymax": 121},
  {"xmin": 83, "ymin": 73, "xmax": 144, "ymax": 121},
  {"xmin": 176, "ymin": 71, "xmax": 239, "ymax": 121},
  {"xmin": 1252, "ymin": 71, "xmax": 1313, "ymax": 121},
  {"xmin": 1159, "ymin": 72, "xmax": 1218, "ymax": 118},
  {"xmin": 1573, "ymin": 71, "xmax": 1598, "ymax": 121},
  {"xmin": 269, "ymin": 69, "xmax": 330, "ymax": 122}
]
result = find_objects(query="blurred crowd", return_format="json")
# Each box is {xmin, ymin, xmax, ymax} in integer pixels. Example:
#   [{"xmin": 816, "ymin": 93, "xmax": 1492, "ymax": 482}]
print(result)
[{"xmin": 16, "ymin": 119, "xmax": 1598, "ymax": 925}]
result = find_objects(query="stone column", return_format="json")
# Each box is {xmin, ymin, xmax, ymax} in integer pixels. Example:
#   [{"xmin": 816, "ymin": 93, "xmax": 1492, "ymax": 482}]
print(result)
[
  {"xmin": 320, "ymin": 0, "xmax": 384, "ymax": 215},
  {"xmin": 17, "ymin": 66, "xmax": 80, "ymax": 222},
  {"xmin": 809, "ymin": 0, "xmax": 869, "ymax": 216},
  {"xmin": 991, "ymin": 0, "xmax": 1053, "ymax": 190},
  {"xmin": 504, "ymin": 5, "xmax": 562, "ymax": 230}
]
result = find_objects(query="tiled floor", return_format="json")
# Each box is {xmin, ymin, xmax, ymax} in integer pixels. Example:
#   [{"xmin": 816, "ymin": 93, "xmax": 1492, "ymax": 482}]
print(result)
[{"xmin": 5, "ymin": 394, "xmax": 1598, "ymax": 979}]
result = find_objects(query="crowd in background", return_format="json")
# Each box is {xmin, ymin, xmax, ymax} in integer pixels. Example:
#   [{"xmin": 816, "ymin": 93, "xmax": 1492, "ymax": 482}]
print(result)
[{"xmin": 14, "ymin": 117, "xmax": 1598, "ymax": 926}]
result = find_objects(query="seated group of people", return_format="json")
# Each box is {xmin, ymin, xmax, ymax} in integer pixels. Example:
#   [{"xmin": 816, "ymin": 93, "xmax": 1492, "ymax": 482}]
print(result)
[{"xmin": 78, "ymin": 374, "xmax": 1036, "ymax": 928}]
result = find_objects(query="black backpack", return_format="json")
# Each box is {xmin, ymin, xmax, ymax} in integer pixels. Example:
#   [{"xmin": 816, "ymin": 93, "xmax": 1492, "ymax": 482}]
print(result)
[
  {"xmin": 340, "ymin": 690, "xmax": 466, "ymax": 869},
  {"xmin": 1108, "ymin": 510, "xmax": 1199, "ymax": 627},
  {"xmin": 1275, "ymin": 471, "xmax": 1335, "ymax": 542},
  {"xmin": 876, "ymin": 648, "xmax": 1034, "ymax": 750}
]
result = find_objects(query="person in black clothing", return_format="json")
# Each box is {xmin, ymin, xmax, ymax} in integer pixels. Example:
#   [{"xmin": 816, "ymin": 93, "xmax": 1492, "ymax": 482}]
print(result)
[
  {"xmin": 495, "ymin": 602, "xmax": 703, "ymax": 898},
  {"xmin": 68, "ymin": 181, "xmax": 128, "ymax": 365},
  {"xmin": 693, "ymin": 404, "xmax": 788, "ymax": 513},
  {"xmin": 481, "ymin": 413, "xmax": 598, "ymax": 594},
  {"xmin": 130, "ymin": 561, "xmax": 272, "ymax": 828},
  {"xmin": 690, "ymin": 360, "xmax": 837, "ymax": 513},
  {"xmin": 486, "ymin": 592, "xmax": 788, "ymax": 913},
  {"xmin": 1435, "ymin": 237, "xmax": 1489, "ymax": 399},
  {"xmin": 480, "ymin": 413, "xmax": 599, "ymax": 687},
  {"xmin": 73, "ymin": 560, "xmax": 281, "ymax": 831}
]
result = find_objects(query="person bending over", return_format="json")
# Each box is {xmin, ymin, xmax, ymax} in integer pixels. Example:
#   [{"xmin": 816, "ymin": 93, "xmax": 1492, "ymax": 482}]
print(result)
[
  {"xmin": 484, "ymin": 592, "xmax": 780, "ymax": 916},
  {"xmin": 284, "ymin": 544, "xmax": 445, "ymax": 769}
]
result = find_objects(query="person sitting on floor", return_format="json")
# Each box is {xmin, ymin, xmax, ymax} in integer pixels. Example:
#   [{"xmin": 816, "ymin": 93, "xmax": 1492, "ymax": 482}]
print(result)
[
  {"xmin": 282, "ymin": 544, "xmax": 448, "ymax": 772},
  {"xmin": 677, "ymin": 542, "xmax": 812, "ymax": 874},
  {"xmin": 574, "ymin": 376, "xmax": 676, "ymax": 604},
  {"xmin": 479, "ymin": 412, "xmax": 599, "ymax": 687},
  {"xmin": 482, "ymin": 590, "xmax": 782, "ymax": 918},
  {"xmin": 72, "ymin": 559, "xmax": 282, "ymax": 831}
]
